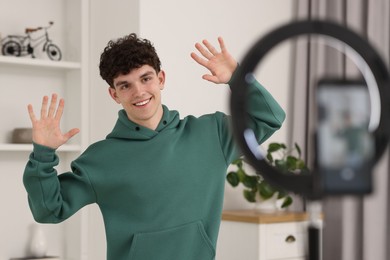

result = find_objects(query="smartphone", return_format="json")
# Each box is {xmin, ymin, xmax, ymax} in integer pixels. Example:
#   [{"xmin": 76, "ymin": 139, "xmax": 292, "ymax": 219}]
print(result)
[{"xmin": 316, "ymin": 79, "xmax": 375, "ymax": 194}]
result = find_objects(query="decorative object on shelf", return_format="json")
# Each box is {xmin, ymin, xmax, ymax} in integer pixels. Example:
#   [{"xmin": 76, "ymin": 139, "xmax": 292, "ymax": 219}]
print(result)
[
  {"xmin": 28, "ymin": 223, "xmax": 48, "ymax": 258},
  {"xmin": 226, "ymin": 142, "xmax": 308, "ymax": 212},
  {"xmin": 1, "ymin": 21, "xmax": 62, "ymax": 61},
  {"xmin": 254, "ymin": 191, "xmax": 279, "ymax": 213},
  {"xmin": 11, "ymin": 128, "xmax": 33, "ymax": 143}
]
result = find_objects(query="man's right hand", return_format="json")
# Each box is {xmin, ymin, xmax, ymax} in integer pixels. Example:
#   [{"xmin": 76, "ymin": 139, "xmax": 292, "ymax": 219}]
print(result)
[{"xmin": 27, "ymin": 94, "xmax": 80, "ymax": 149}]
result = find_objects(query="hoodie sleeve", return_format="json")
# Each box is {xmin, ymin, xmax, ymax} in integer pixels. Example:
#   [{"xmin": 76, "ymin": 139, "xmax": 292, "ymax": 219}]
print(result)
[
  {"xmin": 217, "ymin": 78, "xmax": 286, "ymax": 165},
  {"xmin": 246, "ymin": 79, "xmax": 286, "ymax": 142},
  {"xmin": 23, "ymin": 143, "xmax": 96, "ymax": 223}
]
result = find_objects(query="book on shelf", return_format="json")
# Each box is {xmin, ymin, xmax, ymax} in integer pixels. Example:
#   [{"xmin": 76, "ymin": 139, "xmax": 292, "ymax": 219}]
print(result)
[{"xmin": 10, "ymin": 256, "xmax": 60, "ymax": 260}]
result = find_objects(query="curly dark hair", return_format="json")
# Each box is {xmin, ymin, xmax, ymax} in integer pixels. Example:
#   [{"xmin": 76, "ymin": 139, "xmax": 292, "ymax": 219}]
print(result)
[{"xmin": 99, "ymin": 33, "xmax": 161, "ymax": 87}]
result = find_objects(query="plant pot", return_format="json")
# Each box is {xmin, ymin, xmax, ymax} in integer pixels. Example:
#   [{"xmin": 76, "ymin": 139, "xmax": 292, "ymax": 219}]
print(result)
[
  {"xmin": 276, "ymin": 198, "xmax": 289, "ymax": 211},
  {"xmin": 254, "ymin": 193, "xmax": 278, "ymax": 213}
]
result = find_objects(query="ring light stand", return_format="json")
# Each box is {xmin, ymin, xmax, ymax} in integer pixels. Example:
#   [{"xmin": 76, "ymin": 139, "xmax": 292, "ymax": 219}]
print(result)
[{"xmin": 229, "ymin": 20, "xmax": 390, "ymax": 260}]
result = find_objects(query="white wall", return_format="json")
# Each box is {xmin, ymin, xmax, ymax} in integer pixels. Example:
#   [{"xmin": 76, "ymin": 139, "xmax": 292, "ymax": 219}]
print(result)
[
  {"xmin": 89, "ymin": 1, "xmax": 140, "ymax": 142},
  {"xmin": 90, "ymin": 0, "xmax": 294, "ymax": 259}
]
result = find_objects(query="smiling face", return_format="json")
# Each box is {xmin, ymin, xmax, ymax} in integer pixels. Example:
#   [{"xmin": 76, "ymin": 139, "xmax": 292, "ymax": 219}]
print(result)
[{"xmin": 109, "ymin": 65, "xmax": 165, "ymax": 130}]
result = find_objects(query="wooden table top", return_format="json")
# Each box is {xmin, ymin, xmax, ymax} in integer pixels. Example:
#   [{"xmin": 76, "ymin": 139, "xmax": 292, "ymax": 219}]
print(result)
[{"xmin": 222, "ymin": 210, "xmax": 309, "ymax": 224}]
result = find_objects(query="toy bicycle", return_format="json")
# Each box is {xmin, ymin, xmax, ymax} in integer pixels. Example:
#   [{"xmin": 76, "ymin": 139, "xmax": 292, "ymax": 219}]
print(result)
[{"xmin": 1, "ymin": 21, "xmax": 62, "ymax": 61}]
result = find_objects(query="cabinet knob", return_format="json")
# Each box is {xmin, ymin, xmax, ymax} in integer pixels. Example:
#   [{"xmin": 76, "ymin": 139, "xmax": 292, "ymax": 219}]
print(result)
[{"xmin": 285, "ymin": 235, "xmax": 296, "ymax": 243}]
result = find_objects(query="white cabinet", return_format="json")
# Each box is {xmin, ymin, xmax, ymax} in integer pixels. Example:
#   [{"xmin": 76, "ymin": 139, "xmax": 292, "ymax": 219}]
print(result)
[
  {"xmin": 0, "ymin": 0, "xmax": 89, "ymax": 259},
  {"xmin": 217, "ymin": 211, "xmax": 313, "ymax": 260}
]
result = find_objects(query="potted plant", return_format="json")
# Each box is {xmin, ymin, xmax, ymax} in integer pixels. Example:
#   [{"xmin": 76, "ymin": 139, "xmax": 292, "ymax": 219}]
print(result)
[{"xmin": 226, "ymin": 142, "xmax": 308, "ymax": 211}]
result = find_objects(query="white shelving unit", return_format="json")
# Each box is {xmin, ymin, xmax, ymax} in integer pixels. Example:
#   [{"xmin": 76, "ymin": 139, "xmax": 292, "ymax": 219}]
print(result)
[{"xmin": 0, "ymin": 0, "xmax": 90, "ymax": 259}]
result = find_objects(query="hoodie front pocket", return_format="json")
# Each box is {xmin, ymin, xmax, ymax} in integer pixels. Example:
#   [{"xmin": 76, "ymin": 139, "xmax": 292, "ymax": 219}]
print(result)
[{"xmin": 129, "ymin": 221, "xmax": 215, "ymax": 260}]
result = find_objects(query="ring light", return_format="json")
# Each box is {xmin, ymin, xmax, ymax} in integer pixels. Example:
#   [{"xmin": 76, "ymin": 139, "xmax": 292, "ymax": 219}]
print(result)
[{"xmin": 230, "ymin": 20, "xmax": 390, "ymax": 199}]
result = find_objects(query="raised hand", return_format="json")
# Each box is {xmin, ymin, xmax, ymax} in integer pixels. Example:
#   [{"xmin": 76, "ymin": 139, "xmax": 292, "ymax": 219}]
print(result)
[
  {"xmin": 190, "ymin": 37, "xmax": 238, "ymax": 84},
  {"xmin": 27, "ymin": 94, "xmax": 80, "ymax": 149}
]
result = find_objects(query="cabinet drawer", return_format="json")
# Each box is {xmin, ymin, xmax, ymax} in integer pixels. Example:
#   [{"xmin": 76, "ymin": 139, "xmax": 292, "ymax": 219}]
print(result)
[{"xmin": 265, "ymin": 221, "xmax": 307, "ymax": 259}]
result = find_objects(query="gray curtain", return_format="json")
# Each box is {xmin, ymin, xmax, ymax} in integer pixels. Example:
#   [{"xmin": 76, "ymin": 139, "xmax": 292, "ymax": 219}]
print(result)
[{"xmin": 290, "ymin": 0, "xmax": 390, "ymax": 260}]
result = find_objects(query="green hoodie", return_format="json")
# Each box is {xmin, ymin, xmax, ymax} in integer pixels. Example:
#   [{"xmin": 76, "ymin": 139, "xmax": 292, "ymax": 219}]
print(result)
[{"xmin": 23, "ymin": 80, "xmax": 285, "ymax": 260}]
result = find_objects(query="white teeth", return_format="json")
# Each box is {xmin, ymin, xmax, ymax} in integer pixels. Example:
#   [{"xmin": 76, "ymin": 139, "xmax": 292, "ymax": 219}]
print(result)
[{"xmin": 135, "ymin": 98, "xmax": 150, "ymax": 106}]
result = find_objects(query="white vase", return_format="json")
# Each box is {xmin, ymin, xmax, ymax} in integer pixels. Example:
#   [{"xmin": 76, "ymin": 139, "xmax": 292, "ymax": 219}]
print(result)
[
  {"xmin": 29, "ymin": 223, "xmax": 47, "ymax": 257},
  {"xmin": 254, "ymin": 193, "xmax": 278, "ymax": 213},
  {"xmin": 276, "ymin": 197, "xmax": 289, "ymax": 211}
]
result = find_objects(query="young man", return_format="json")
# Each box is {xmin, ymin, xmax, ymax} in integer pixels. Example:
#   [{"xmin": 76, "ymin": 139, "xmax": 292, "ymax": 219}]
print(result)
[{"xmin": 23, "ymin": 34, "xmax": 285, "ymax": 260}]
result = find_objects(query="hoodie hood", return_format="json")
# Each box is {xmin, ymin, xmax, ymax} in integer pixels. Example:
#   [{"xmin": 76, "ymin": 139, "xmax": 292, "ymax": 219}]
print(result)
[{"xmin": 106, "ymin": 105, "xmax": 180, "ymax": 141}]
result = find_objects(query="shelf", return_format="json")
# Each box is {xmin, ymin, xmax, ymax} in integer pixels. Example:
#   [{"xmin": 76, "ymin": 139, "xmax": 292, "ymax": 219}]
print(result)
[
  {"xmin": 0, "ymin": 143, "xmax": 82, "ymax": 152},
  {"xmin": 0, "ymin": 55, "xmax": 81, "ymax": 70}
]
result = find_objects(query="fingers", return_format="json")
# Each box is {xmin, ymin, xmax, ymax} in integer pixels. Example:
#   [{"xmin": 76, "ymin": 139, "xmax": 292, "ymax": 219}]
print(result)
[
  {"xmin": 218, "ymin": 36, "xmax": 226, "ymax": 52},
  {"xmin": 27, "ymin": 94, "xmax": 77, "ymax": 148},
  {"xmin": 40, "ymin": 95, "xmax": 49, "ymax": 118},
  {"xmin": 38, "ymin": 94, "xmax": 62, "ymax": 119},
  {"xmin": 27, "ymin": 104, "xmax": 37, "ymax": 123},
  {"xmin": 190, "ymin": 38, "xmax": 220, "ymax": 68},
  {"xmin": 193, "ymin": 38, "xmax": 221, "ymax": 60},
  {"xmin": 48, "ymin": 93, "xmax": 58, "ymax": 117},
  {"xmin": 54, "ymin": 98, "xmax": 65, "ymax": 120},
  {"xmin": 64, "ymin": 128, "xmax": 80, "ymax": 141},
  {"xmin": 202, "ymin": 74, "xmax": 219, "ymax": 84},
  {"xmin": 202, "ymin": 39, "xmax": 218, "ymax": 56},
  {"xmin": 191, "ymin": 37, "xmax": 226, "ymax": 62},
  {"xmin": 191, "ymin": 36, "xmax": 233, "ymax": 84},
  {"xmin": 190, "ymin": 52, "xmax": 208, "ymax": 68},
  {"xmin": 195, "ymin": 41, "xmax": 213, "ymax": 60}
]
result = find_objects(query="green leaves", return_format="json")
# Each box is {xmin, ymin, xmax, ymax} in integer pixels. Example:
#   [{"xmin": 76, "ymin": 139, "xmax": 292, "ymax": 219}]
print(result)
[
  {"xmin": 227, "ymin": 142, "xmax": 308, "ymax": 207},
  {"xmin": 267, "ymin": 142, "xmax": 305, "ymax": 173},
  {"xmin": 280, "ymin": 196, "xmax": 293, "ymax": 208},
  {"xmin": 267, "ymin": 142, "xmax": 286, "ymax": 153},
  {"xmin": 266, "ymin": 142, "xmax": 284, "ymax": 163},
  {"xmin": 258, "ymin": 182, "xmax": 276, "ymax": 199},
  {"xmin": 226, "ymin": 171, "xmax": 239, "ymax": 187},
  {"xmin": 242, "ymin": 175, "xmax": 259, "ymax": 189},
  {"xmin": 295, "ymin": 142, "xmax": 302, "ymax": 157},
  {"xmin": 243, "ymin": 189, "xmax": 256, "ymax": 202}
]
